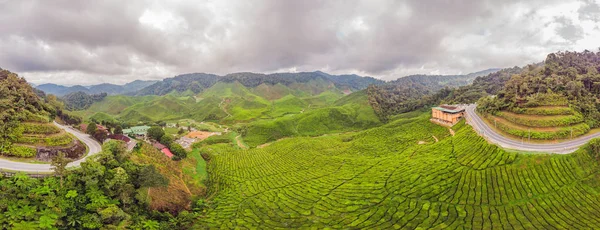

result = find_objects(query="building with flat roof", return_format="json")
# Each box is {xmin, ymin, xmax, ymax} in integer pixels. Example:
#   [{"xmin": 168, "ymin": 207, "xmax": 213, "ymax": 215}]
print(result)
[
  {"xmin": 123, "ymin": 125, "xmax": 151, "ymax": 137},
  {"xmin": 431, "ymin": 105, "xmax": 465, "ymax": 126}
]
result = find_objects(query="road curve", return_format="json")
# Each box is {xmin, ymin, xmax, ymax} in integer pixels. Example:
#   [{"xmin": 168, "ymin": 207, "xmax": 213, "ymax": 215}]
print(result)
[
  {"xmin": 0, "ymin": 122, "xmax": 102, "ymax": 173},
  {"xmin": 465, "ymin": 104, "xmax": 600, "ymax": 154}
]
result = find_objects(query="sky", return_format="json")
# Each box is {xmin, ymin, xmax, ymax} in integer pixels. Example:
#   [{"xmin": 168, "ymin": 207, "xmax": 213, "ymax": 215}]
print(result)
[{"xmin": 0, "ymin": 0, "xmax": 599, "ymax": 85}]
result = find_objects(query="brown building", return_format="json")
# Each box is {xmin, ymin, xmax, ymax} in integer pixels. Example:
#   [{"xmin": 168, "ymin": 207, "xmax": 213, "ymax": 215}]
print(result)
[{"xmin": 432, "ymin": 105, "xmax": 465, "ymax": 125}]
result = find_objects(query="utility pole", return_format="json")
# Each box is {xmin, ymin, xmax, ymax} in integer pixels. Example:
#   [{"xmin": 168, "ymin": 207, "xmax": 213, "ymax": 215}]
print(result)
[
  {"xmin": 528, "ymin": 128, "xmax": 531, "ymax": 142},
  {"xmin": 494, "ymin": 119, "xmax": 497, "ymax": 129}
]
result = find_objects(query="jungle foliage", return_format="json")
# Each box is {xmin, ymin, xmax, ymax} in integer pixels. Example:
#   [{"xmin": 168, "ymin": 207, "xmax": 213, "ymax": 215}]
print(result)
[
  {"xmin": 0, "ymin": 141, "xmax": 201, "ymax": 229},
  {"xmin": 478, "ymin": 50, "xmax": 600, "ymax": 127}
]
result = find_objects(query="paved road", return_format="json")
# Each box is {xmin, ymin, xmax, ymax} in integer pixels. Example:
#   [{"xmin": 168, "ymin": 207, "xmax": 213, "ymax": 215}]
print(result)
[
  {"xmin": 0, "ymin": 122, "xmax": 102, "ymax": 173},
  {"xmin": 465, "ymin": 104, "xmax": 600, "ymax": 154}
]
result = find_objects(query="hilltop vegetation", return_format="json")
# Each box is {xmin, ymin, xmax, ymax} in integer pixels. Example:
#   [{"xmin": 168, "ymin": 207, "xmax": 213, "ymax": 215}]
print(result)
[
  {"xmin": 61, "ymin": 91, "xmax": 107, "ymax": 110},
  {"xmin": 479, "ymin": 50, "xmax": 600, "ymax": 127}
]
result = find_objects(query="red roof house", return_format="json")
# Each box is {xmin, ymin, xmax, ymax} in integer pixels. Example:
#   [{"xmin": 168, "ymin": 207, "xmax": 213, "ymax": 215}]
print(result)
[
  {"xmin": 152, "ymin": 142, "xmax": 172, "ymax": 158},
  {"xmin": 161, "ymin": 148, "xmax": 174, "ymax": 158}
]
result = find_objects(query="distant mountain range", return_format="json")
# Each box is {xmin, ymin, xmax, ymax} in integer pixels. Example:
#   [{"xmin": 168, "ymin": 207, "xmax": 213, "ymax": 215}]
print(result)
[
  {"xmin": 35, "ymin": 69, "xmax": 500, "ymax": 97},
  {"xmin": 134, "ymin": 71, "xmax": 386, "ymax": 96},
  {"xmin": 36, "ymin": 80, "xmax": 158, "ymax": 96}
]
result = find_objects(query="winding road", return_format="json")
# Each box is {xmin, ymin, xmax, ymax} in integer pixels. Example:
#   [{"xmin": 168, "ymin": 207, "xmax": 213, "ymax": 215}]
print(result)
[
  {"xmin": 465, "ymin": 104, "xmax": 600, "ymax": 154},
  {"xmin": 0, "ymin": 122, "xmax": 102, "ymax": 173}
]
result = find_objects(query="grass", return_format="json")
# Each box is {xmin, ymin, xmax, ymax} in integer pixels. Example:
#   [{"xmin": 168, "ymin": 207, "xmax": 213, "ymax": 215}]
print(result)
[
  {"xmin": 181, "ymin": 149, "xmax": 208, "ymax": 199},
  {"xmin": 196, "ymin": 112, "xmax": 600, "ymax": 228}
]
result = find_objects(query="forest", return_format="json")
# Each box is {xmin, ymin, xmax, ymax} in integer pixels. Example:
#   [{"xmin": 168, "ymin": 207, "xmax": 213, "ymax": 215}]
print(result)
[{"xmin": 366, "ymin": 69, "xmax": 500, "ymax": 121}]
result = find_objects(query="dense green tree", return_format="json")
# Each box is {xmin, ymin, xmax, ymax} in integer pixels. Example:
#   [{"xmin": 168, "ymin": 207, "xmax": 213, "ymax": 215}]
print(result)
[
  {"xmin": 93, "ymin": 129, "xmax": 108, "ymax": 143},
  {"xmin": 114, "ymin": 125, "xmax": 123, "ymax": 135},
  {"xmin": 61, "ymin": 91, "xmax": 107, "ymax": 110},
  {"xmin": 170, "ymin": 143, "xmax": 187, "ymax": 160},
  {"xmin": 86, "ymin": 122, "xmax": 97, "ymax": 135},
  {"xmin": 160, "ymin": 135, "xmax": 174, "ymax": 148},
  {"xmin": 147, "ymin": 126, "xmax": 164, "ymax": 141}
]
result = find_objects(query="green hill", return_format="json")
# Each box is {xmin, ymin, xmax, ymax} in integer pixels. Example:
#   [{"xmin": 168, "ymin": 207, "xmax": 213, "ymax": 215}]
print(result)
[
  {"xmin": 76, "ymin": 79, "xmax": 350, "ymax": 124},
  {"xmin": 242, "ymin": 90, "xmax": 381, "ymax": 147}
]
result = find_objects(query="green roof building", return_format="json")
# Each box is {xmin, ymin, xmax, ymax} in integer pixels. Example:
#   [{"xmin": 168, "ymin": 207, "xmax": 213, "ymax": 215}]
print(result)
[{"xmin": 123, "ymin": 125, "xmax": 151, "ymax": 136}]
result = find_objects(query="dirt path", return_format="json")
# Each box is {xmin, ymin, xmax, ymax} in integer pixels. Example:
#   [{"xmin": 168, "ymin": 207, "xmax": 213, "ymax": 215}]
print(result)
[
  {"xmin": 448, "ymin": 128, "xmax": 455, "ymax": 136},
  {"xmin": 219, "ymin": 98, "xmax": 232, "ymax": 119},
  {"xmin": 432, "ymin": 135, "xmax": 439, "ymax": 142},
  {"xmin": 235, "ymin": 135, "xmax": 247, "ymax": 149}
]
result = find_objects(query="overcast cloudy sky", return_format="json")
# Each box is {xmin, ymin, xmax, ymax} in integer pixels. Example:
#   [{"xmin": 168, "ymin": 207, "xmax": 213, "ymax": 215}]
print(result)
[{"xmin": 1, "ymin": 0, "xmax": 599, "ymax": 85}]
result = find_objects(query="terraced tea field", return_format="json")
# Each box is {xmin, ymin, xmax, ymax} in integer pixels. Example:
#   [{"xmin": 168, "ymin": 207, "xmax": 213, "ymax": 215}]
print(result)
[
  {"xmin": 482, "ymin": 106, "xmax": 590, "ymax": 140},
  {"xmin": 198, "ymin": 113, "xmax": 600, "ymax": 229}
]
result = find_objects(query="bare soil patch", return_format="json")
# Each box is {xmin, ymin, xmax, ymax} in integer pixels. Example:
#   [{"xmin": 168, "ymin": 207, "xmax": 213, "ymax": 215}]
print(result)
[{"xmin": 186, "ymin": 131, "xmax": 218, "ymax": 141}]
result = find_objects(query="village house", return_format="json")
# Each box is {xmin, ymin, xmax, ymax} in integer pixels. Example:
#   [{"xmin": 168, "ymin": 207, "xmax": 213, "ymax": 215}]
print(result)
[
  {"xmin": 123, "ymin": 125, "xmax": 151, "ymax": 138},
  {"xmin": 152, "ymin": 142, "xmax": 173, "ymax": 158},
  {"xmin": 431, "ymin": 105, "xmax": 465, "ymax": 126}
]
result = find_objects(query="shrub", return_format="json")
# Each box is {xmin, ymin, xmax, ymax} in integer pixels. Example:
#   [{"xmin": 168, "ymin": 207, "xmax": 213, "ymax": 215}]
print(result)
[
  {"xmin": 510, "ymin": 106, "xmax": 574, "ymax": 115},
  {"xmin": 523, "ymin": 92, "xmax": 568, "ymax": 107},
  {"xmin": 492, "ymin": 117, "xmax": 589, "ymax": 139},
  {"xmin": 496, "ymin": 111, "xmax": 583, "ymax": 127},
  {"xmin": 2, "ymin": 145, "xmax": 37, "ymax": 158},
  {"xmin": 21, "ymin": 123, "xmax": 61, "ymax": 135}
]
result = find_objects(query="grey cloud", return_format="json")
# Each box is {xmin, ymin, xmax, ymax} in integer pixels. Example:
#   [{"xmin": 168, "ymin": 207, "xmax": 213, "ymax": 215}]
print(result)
[
  {"xmin": 578, "ymin": 0, "xmax": 600, "ymax": 21},
  {"xmin": 0, "ymin": 0, "xmax": 598, "ymax": 85},
  {"xmin": 554, "ymin": 16, "xmax": 585, "ymax": 42}
]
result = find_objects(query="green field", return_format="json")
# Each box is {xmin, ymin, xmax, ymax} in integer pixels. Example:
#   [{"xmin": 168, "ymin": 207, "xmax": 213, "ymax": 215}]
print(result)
[{"xmin": 196, "ymin": 113, "xmax": 600, "ymax": 228}]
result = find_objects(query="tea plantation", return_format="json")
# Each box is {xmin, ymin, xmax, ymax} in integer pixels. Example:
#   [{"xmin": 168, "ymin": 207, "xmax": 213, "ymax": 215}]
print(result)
[{"xmin": 197, "ymin": 112, "xmax": 600, "ymax": 229}]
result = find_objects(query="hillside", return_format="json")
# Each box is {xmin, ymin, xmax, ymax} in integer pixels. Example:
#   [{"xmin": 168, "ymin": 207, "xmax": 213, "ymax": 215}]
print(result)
[
  {"xmin": 366, "ymin": 69, "xmax": 501, "ymax": 121},
  {"xmin": 198, "ymin": 111, "xmax": 600, "ymax": 228},
  {"xmin": 0, "ymin": 70, "xmax": 83, "ymax": 160},
  {"xmin": 242, "ymin": 90, "xmax": 381, "ymax": 147},
  {"xmin": 76, "ymin": 78, "xmax": 353, "ymax": 125},
  {"xmin": 61, "ymin": 91, "xmax": 107, "ymax": 110},
  {"xmin": 477, "ymin": 50, "xmax": 600, "ymax": 139}
]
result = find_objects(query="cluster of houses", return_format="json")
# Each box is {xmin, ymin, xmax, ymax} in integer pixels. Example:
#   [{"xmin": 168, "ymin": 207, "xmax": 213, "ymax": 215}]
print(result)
[{"xmin": 79, "ymin": 124, "xmax": 173, "ymax": 158}]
